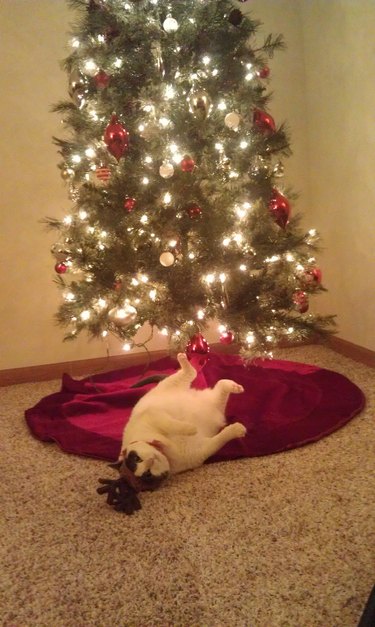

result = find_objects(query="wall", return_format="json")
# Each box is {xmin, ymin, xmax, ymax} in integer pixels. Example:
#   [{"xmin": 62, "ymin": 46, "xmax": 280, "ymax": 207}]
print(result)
[
  {"xmin": 1, "ymin": 1, "xmax": 372, "ymax": 371},
  {"xmin": 300, "ymin": 0, "xmax": 375, "ymax": 351}
]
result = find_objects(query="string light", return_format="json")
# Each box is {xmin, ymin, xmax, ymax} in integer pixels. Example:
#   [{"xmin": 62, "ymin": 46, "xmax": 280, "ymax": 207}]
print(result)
[{"xmin": 246, "ymin": 332, "xmax": 255, "ymax": 345}]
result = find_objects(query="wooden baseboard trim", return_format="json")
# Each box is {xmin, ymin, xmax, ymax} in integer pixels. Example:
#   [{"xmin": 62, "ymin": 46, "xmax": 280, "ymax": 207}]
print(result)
[
  {"xmin": 0, "ymin": 350, "xmax": 170, "ymax": 387},
  {"xmin": 1, "ymin": 337, "xmax": 373, "ymax": 387},
  {"xmin": 328, "ymin": 336, "xmax": 375, "ymax": 368}
]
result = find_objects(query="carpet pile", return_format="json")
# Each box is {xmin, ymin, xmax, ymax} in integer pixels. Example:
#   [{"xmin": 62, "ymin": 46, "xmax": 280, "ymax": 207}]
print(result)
[{"xmin": 1, "ymin": 345, "xmax": 374, "ymax": 627}]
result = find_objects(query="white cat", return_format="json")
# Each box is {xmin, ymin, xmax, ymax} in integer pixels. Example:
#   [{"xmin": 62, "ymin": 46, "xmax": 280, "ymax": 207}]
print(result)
[{"xmin": 118, "ymin": 352, "xmax": 247, "ymax": 489}]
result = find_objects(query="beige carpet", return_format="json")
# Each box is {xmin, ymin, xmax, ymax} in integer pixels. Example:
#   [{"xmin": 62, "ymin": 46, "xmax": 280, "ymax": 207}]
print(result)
[{"xmin": 1, "ymin": 345, "xmax": 374, "ymax": 627}]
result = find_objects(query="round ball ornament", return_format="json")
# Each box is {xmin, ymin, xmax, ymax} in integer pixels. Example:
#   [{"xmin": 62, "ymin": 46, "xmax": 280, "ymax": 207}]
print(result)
[
  {"xmin": 224, "ymin": 111, "xmax": 241, "ymax": 130},
  {"xmin": 186, "ymin": 333, "xmax": 210, "ymax": 369},
  {"xmin": 304, "ymin": 267, "xmax": 322, "ymax": 286},
  {"xmin": 188, "ymin": 89, "xmax": 213, "ymax": 119},
  {"xmin": 258, "ymin": 66, "xmax": 270, "ymax": 79},
  {"xmin": 94, "ymin": 70, "xmax": 110, "ymax": 89},
  {"xmin": 268, "ymin": 188, "xmax": 291, "ymax": 229},
  {"xmin": 253, "ymin": 108, "xmax": 276, "ymax": 135},
  {"xmin": 293, "ymin": 290, "xmax": 309, "ymax": 314},
  {"xmin": 180, "ymin": 155, "xmax": 195, "ymax": 172},
  {"xmin": 104, "ymin": 114, "xmax": 129, "ymax": 161},
  {"xmin": 55, "ymin": 262, "xmax": 68, "ymax": 274},
  {"xmin": 124, "ymin": 197, "xmax": 136, "ymax": 212},
  {"xmin": 68, "ymin": 69, "xmax": 89, "ymax": 108},
  {"xmin": 159, "ymin": 161, "xmax": 174, "ymax": 179},
  {"xmin": 159, "ymin": 251, "xmax": 175, "ymax": 267},
  {"xmin": 93, "ymin": 166, "xmax": 111, "ymax": 186},
  {"xmin": 220, "ymin": 330, "xmax": 235, "ymax": 345},
  {"xmin": 163, "ymin": 16, "xmax": 179, "ymax": 33},
  {"xmin": 185, "ymin": 202, "xmax": 202, "ymax": 219}
]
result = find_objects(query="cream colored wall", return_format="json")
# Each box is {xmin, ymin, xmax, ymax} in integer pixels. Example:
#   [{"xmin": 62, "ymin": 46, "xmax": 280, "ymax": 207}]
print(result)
[
  {"xmin": 1, "ymin": 1, "xmax": 372, "ymax": 371},
  {"xmin": 300, "ymin": 0, "xmax": 375, "ymax": 351}
]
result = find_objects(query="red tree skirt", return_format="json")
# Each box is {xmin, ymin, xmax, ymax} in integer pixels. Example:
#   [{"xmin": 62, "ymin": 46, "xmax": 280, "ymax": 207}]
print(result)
[{"xmin": 25, "ymin": 352, "xmax": 365, "ymax": 463}]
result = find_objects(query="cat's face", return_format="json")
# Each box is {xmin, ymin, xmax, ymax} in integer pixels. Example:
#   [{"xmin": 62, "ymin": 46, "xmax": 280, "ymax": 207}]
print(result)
[{"xmin": 124, "ymin": 442, "xmax": 170, "ymax": 489}]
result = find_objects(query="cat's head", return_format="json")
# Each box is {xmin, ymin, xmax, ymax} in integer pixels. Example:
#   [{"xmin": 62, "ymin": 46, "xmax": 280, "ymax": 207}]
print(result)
[{"xmin": 122, "ymin": 441, "xmax": 170, "ymax": 490}]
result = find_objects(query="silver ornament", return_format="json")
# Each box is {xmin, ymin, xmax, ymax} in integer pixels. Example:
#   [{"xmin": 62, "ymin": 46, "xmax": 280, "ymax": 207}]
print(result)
[
  {"xmin": 163, "ymin": 16, "xmax": 179, "ymax": 33},
  {"xmin": 188, "ymin": 89, "xmax": 213, "ymax": 119},
  {"xmin": 224, "ymin": 111, "xmax": 241, "ymax": 130},
  {"xmin": 273, "ymin": 162, "xmax": 285, "ymax": 178},
  {"xmin": 159, "ymin": 161, "xmax": 174, "ymax": 179},
  {"xmin": 68, "ymin": 69, "xmax": 89, "ymax": 108}
]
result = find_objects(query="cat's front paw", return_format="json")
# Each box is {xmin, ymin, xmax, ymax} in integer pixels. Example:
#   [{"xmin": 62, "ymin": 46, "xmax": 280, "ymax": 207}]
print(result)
[{"xmin": 230, "ymin": 422, "xmax": 247, "ymax": 438}]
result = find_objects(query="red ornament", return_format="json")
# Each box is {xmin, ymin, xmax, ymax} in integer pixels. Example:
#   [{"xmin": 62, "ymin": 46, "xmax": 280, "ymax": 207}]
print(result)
[
  {"xmin": 186, "ymin": 333, "xmax": 210, "ymax": 369},
  {"xmin": 113, "ymin": 278, "xmax": 122, "ymax": 291},
  {"xmin": 55, "ymin": 262, "xmax": 68, "ymax": 274},
  {"xmin": 95, "ymin": 166, "xmax": 111, "ymax": 184},
  {"xmin": 185, "ymin": 203, "xmax": 202, "ymax": 219},
  {"xmin": 253, "ymin": 108, "xmax": 276, "ymax": 135},
  {"xmin": 220, "ymin": 331, "xmax": 235, "ymax": 345},
  {"xmin": 94, "ymin": 70, "xmax": 110, "ymax": 89},
  {"xmin": 180, "ymin": 155, "xmax": 195, "ymax": 172},
  {"xmin": 293, "ymin": 290, "xmax": 309, "ymax": 313},
  {"xmin": 268, "ymin": 188, "xmax": 291, "ymax": 228},
  {"xmin": 104, "ymin": 114, "xmax": 129, "ymax": 161},
  {"xmin": 257, "ymin": 66, "xmax": 270, "ymax": 79},
  {"xmin": 124, "ymin": 197, "xmax": 136, "ymax": 212},
  {"xmin": 304, "ymin": 267, "xmax": 322, "ymax": 285}
]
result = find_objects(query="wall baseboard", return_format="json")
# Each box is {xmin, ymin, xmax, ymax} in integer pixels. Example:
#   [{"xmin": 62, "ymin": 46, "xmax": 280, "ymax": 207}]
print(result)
[
  {"xmin": 0, "ymin": 350, "xmax": 170, "ymax": 387},
  {"xmin": 1, "ymin": 337, "xmax": 373, "ymax": 387},
  {"xmin": 327, "ymin": 336, "xmax": 375, "ymax": 368}
]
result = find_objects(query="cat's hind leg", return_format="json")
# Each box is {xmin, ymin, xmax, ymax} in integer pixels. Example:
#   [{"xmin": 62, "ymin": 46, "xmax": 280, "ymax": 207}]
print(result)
[
  {"xmin": 196, "ymin": 422, "xmax": 247, "ymax": 464},
  {"xmin": 211, "ymin": 379, "xmax": 244, "ymax": 413},
  {"xmin": 155, "ymin": 353, "xmax": 197, "ymax": 390}
]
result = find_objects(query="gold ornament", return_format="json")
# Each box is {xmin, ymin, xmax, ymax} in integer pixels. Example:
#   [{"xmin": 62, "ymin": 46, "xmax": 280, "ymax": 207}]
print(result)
[
  {"xmin": 188, "ymin": 89, "xmax": 212, "ymax": 119},
  {"xmin": 159, "ymin": 251, "xmax": 175, "ymax": 267}
]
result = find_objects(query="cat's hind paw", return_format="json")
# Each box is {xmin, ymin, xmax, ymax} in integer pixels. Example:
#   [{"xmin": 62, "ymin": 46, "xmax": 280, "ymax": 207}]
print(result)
[
  {"xmin": 231, "ymin": 382, "xmax": 244, "ymax": 394},
  {"xmin": 217, "ymin": 379, "xmax": 244, "ymax": 395},
  {"xmin": 230, "ymin": 422, "xmax": 247, "ymax": 438},
  {"xmin": 177, "ymin": 352, "xmax": 196, "ymax": 375}
]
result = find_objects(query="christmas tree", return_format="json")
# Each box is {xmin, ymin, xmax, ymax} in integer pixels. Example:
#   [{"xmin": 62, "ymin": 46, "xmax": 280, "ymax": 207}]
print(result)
[{"xmin": 47, "ymin": 0, "xmax": 335, "ymax": 360}]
